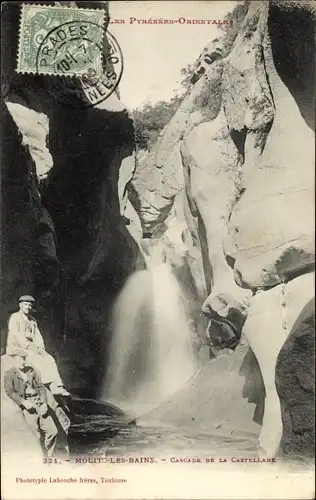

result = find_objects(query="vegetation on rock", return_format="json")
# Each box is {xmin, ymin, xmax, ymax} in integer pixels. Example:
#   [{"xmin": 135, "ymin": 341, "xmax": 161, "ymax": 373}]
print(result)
[
  {"xmin": 132, "ymin": 95, "xmax": 183, "ymax": 151},
  {"xmin": 132, "ymin": 0, "xmax": 250, "ymax": 151}
]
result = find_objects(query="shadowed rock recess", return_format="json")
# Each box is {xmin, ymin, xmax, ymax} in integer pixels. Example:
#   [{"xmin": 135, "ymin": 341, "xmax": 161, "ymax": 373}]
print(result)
[{"xmin": 1, "ymin": 0, "xmax": 314, "ymax": 459}]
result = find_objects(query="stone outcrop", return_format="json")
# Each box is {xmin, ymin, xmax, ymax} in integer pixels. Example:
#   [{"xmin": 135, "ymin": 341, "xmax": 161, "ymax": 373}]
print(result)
[{"xmin": 133, "ymin": 0, "xmax": 315, "ymax": 457}]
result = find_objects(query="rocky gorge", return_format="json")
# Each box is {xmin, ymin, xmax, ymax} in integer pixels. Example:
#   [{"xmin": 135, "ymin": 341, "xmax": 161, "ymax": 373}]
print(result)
[
  {"xmin": 131, "ymin": 0, "xmax": 315, "ymax": 457},
  {"xmin": 1, "ymin": 0, "xmax": 315, "ymax": 462}
]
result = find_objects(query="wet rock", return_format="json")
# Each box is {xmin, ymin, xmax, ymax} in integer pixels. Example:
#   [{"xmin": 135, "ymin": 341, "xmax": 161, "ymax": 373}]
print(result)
[
  {"xmin": 70, "ymin": 396, "xmax": 125, "ymax": 417},
  {"xmin": 136, "ymin": 343, "xmax": 261, "ymax": 438}
]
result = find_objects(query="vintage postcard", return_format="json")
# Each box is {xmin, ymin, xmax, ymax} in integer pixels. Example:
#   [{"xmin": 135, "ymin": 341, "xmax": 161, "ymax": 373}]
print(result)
[{"xmin": 1, "ymin": 1, "xmax": 315, "ymax": 499}]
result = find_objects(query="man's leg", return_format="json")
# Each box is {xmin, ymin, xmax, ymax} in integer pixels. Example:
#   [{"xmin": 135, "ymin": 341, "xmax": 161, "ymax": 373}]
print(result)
[
  {"xmin": 23, "ymin": 410, "xmax": 41, "ymax": 441},
  {"xmin": 27, "ymin": 351, "xmax": 64, "ymax": 386},
  {"xmin": 39, "ymin": 414, "xmax": 58, "ymax": 457}
]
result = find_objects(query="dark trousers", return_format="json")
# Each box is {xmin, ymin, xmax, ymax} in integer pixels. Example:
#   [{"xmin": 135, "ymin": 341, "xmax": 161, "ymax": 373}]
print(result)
[{"xmin": 23, "ymin": 397, "xmax": 58, "ymax": 457}]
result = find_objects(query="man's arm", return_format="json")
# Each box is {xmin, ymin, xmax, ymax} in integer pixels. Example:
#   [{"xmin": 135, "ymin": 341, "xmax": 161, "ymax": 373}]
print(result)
[
  {"xmin": 33, "ymin": 321, "xmax": 46, "ymax": 351},
  {"xmin": 33, "ymin": 368, "xmax": 48, "ymax": 404},
  {"xmin": 4, "ymin": 369, "xmax": 24, "ymax": 407}
]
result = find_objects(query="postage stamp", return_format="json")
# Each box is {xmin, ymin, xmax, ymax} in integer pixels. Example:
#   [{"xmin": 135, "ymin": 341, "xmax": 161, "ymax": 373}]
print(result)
[{"xmin": 17, "ymin": 3, "xmax": 107, "ymax": 76}]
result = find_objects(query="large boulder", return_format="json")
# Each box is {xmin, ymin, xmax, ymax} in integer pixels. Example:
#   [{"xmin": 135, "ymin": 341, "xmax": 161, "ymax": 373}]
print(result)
[{"xmin": 137, "ymin": 342, "xmax": 262, "ymax": 441}]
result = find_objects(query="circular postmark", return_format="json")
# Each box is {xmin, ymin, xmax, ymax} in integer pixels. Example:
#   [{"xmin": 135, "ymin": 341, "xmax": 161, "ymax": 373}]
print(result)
[{"xmin": 36, "ymin": 21, "xmax": 123, "ymax": 108}]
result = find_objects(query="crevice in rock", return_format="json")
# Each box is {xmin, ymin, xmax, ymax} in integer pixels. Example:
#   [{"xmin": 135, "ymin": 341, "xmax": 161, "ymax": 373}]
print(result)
[
  {"xmin": 262, "ymin": 40, "xmax": 276, "ymax": 114},
  {"xmin": 180, "ymin": 144, "xmax": 199, "ymax": 218},
  {"xmin": 127, "ymin": 181, "xmax": 142, "ymax": 216},
  {"xmin": 196, "ymin": 214, "xmax": 213, "ymax": 294},
  {"xmin": 225, "ymin": 255, "xmax": 236, "ymax": 269},
  {"xmin": 230, "ymin": 127, "xmax": 247, "ymax": 158}
]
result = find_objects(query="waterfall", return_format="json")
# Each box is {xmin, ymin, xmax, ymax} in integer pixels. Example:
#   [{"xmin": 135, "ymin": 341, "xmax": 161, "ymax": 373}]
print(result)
[{"xmin": 103, "ymin": 254, "xmax": 198, "ymax": 415}]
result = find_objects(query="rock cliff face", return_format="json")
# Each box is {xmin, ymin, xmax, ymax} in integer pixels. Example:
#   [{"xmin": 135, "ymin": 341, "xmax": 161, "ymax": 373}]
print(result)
[
  {"xmin": 1, "ymin": 2, "xmax": 143, "ymax": 394},
  {"xmin": 133, "ymin": 0, "xmax": 315, "ymax": 456}
]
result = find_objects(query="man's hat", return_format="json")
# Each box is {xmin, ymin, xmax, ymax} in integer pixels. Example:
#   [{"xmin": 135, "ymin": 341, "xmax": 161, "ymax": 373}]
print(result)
[
  {"xmin": 18, "ymin": 295, "xmax": 35, "ymax": 303},
  {"xmin": 8, "ymin": 347, "xmax": 27, "ymax": 358}
]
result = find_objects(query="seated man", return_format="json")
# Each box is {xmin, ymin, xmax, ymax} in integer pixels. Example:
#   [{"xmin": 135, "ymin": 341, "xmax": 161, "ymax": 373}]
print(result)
[
  {"xmin": 4, "ymin": 348, "xmax": 58, "ymax": 457},
  {"xmin": 6, "ymin": 295, "xmax": 69, "ymax": 396}
]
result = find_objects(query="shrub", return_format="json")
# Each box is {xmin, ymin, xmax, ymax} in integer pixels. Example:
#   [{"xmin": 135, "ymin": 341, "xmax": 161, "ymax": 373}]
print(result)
[{"xmin": 133, "ymin": 95, "xmax": 183, "ymax": 151}]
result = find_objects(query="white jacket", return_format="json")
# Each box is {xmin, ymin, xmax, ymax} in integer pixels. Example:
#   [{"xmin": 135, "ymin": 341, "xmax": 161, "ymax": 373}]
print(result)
[{"xmin": 6, "ymin": 311, "xmax": 45, "ymax": 354}]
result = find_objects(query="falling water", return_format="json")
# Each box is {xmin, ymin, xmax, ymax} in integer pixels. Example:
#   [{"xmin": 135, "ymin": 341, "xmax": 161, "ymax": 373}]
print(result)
[{"xmin": 103, "ymin": 253, "xmax": 198, "ymax": 415}]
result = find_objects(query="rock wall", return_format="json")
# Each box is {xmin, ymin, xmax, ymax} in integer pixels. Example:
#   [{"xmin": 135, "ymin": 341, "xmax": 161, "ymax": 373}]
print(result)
[
  {"xmin": 1, "ymin": 2, "xmax": 143, "ymax": 395},
  {"xmin": 227, "ymin": 1, "xmax": 314, "ymax": 289},
  {"xmin": 133, "ymin": 0, "xmax": 315, "ymax": 457}
]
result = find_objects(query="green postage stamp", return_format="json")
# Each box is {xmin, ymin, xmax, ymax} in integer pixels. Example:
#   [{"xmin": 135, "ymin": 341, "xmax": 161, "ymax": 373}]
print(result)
[{"xmin": 17, "ymin": 3, "xmax": 106, "ymax": 76}]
